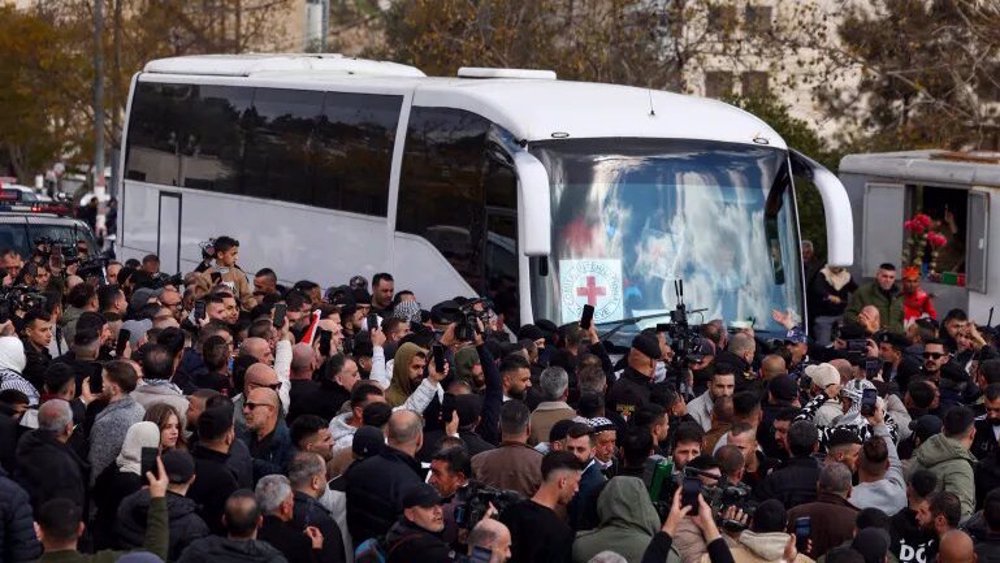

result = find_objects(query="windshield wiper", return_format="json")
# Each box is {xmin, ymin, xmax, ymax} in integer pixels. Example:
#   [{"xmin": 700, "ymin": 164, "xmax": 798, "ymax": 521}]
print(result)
[{"xmin": 595, "ymin": 312, "xmax": 673, "ymax": 342}]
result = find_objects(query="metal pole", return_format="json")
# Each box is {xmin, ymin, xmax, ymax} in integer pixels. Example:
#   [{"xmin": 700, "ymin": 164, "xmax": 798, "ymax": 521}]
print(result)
[{"xmin": 94, "ymin": 0, "xmax": 107, "ymax": 238}]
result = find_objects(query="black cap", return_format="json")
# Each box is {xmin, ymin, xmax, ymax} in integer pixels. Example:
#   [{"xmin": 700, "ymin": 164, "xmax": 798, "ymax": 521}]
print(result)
[
  {"xmin": 430, "ymin": 300, "xmax": 463, "ymax": 325},
  {"xmin": 909, "ymin": 415, "xmax": 943, "ymax": 442},
  {"xmin": 631, "ymin": 333, "xmax": 661, "ymax": 361},
  {"xmin": 162, "ymin": 449, "xmax": 195, "ymax": 484},
  {"xmin": 352, "ymin": 426, "xmax": 384, "ymax": 458},
  {"xmin": 518, "ymin": 324, "xmax": 545, "ymax": 341},
  {"xmin": 401, "ymin": 483, "xmax": 442, "ymax": 509},
  {"xmin": 876, "ymin": 332, "xmax": 910, "ymax": 351}
]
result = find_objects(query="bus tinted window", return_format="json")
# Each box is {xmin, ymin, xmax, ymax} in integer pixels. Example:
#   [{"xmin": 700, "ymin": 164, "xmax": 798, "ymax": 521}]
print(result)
[
  {"xmin": 399, "ymin": 107, "xmax": 518, "ymax": 311},
  {"xmin": 126, "ymin": 81, "xmax": 398, "ymax": 217},
  {"xmin": 313, "ymin": 92, "xmax": 400, "ymax": 215}
]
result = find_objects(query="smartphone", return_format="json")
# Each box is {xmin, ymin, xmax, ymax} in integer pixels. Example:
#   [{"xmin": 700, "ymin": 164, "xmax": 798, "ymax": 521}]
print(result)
[
  {"xmin": 579, "ymin": 304, "xmax": 595, "ymax": 330},
  {"xmin": 433, "ymin": 344, "xmax": 446, "ymax": 373},
  {"xmin": 140, "ymin": 447, "xmax": 158, "ymax": 479},
  {"xmin": 115, "ymin": 328, "xmax": 131, "ymax": 358},
  {"xmin": 193, "ymin": 300, "xmax": 207, "ymax": 322},
  {"xmin": 442, "ymin": 392, "xmax": 456, "ymax": 425},
  {"xmin": 864, "ymin": 358, "xmax": 881, "ymax": 378},
  {"xmin": 367, "ymin": 312, "xmax": 379, "ymax": 332},
  {"xmin": 210, "ymin": 272, "xmax": 222, "ymax": 285},
  {"xmin": 318, "ymin": 329, "xmax": 332, "ymax": 357},
  {"xmin": 272, "ymin": 303, "xmax": 287, "ymax": 329},
  {"xmin": 681, "ymin": 477, "xmax": 701, "ymax": 516},
  {"xmin": 795, "ymin": 516, "xmax": 811, "ymax": 553},
  {"xmin": 846, "ymin": 339, "xmax": 868, "ymax": 353},
  {"xmin": 88, "ymin": 368, "xmax": 104, "ymax": 395},
  {"xmin": 860, "ymin": 388, "xmax": 878, "ymax": 417}
]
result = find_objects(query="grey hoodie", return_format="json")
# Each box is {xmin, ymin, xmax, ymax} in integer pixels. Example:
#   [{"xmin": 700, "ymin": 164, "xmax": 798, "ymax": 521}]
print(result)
[
  {"xmin": 851, "ymin": 423, "xmax": 907, "ymax": 516},
  {"xmin": 905, "ymin": 432, "xmax": 977, "ymax": 520},
  {"xmin": 328, "ymin": 412, "xmax": 356, "ymax": 451}
]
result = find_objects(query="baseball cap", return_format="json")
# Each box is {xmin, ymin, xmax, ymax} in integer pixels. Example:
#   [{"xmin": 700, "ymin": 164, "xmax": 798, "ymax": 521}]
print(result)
[
  {"xmin": 805, "ymin": 363, "xmax": 840, "ymax": 389},
  {"xmin": 876, "ymin": 332, "xmax": 910, "ymax": 351},
  {"xmin": 631, "ymin": 333, "xmax": 661, "ymax": 361},
  {"xmin": 909, "ymin": 415, "xmax": 943, "ymax": 442},
  {"xmin": 784, "ymin": 327, "xmax": 808, "ymax": 345},
  {"xmin": 161, "ymin": 449, "xmax": 195, "ymax": 484},
  {"xmin": 401, "ymin": 483, "xmax": 442, "ymax": 509},
  {"xmin": 352, "ymin": 426, "xmax": 385, "ymax": 458}
]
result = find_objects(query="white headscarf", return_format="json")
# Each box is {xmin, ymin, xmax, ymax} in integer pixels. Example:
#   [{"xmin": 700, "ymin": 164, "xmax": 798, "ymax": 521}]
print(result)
[
  {"xmin": 116, "ymin": 421, "xmax": 161, "ymax": 475},
  {"xmin": 0, "ymin": 336, "xmax": 26, "ymax": 373}
]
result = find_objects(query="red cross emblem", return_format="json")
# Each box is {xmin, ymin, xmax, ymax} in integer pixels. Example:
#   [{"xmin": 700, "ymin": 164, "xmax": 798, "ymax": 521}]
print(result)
[{"xmin": 576, "ymin": 276, "xmax": 607, "ymax": 306}]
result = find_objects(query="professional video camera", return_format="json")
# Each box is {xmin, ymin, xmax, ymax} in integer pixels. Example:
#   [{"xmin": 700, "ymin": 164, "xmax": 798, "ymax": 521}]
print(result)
[
  {"xmin": 683, "ymin": 466, "xmax": 758, "ymax": 533},
  {"xmin": 0, "ymin": 285, "xmax": 47, "ymax": 323},
  {"xmin": 31, "ymin": 236, "xmax": 82, "ymax": 266},
  {"xmin": 453, "ymin": 483, "xmax": 523, "ymax": 530},
  {"xmin": 145, "ymin": 271, "xmax": 185, "ymax": 290},
  {"xmin": 659, "ymin": 280, "xmax": 707, "ymax": 369},
  {"xmin": 454, "ymin": 297, "xmax": 495, "ymax": 342}
]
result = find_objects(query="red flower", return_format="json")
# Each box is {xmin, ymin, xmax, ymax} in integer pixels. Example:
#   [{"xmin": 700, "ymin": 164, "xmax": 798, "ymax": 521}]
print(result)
[
  {"xmin": 914, "ymin": 213, "xmax": 933, "ymax": 229},
  {"xmin": 927, "ymin": 232, "xmax": 948, "ymax": 248},
  {"xmin": 904, "ymin": 219, "xmax": 926, "ymax": 235}
]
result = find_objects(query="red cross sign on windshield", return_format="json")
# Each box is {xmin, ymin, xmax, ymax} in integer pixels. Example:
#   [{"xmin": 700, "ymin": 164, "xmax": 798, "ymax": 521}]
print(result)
[{"xmin": 576, "ymin": 276, "xmax": 607, "ymax": 306}]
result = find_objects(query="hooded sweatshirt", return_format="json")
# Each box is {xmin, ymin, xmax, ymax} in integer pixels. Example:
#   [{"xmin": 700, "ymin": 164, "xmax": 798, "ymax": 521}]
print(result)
[
  {"xmin": 718, "ymin": 531, "xmax": 814, "ymax": 563},
  {"xmin": 572, "ymin": 476, "xmax": 676, "ymax": 563},
  {"xmin": 906, "ymin": 433, "xmax": 977, "ymax": 520},
  {"xmin": 386, "ymin": 343, "xmax": 425, "ymax": 406},
  {"xmin": 851, "ymin": 423, "xmax": 907, "ymax": 516},
  {"xmin": 328, "ymin": 411, "xmax": 357, "ymax": 451}
]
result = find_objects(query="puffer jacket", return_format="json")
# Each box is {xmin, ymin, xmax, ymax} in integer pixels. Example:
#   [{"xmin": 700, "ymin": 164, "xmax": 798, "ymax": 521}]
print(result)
[
  {"xmin": 329, "ymin": 412, "xmax": 356, "ymax": 451},
  {"xmin": 176, "ymin": 535, "xmax": 287, "ymax": 563},
  {"xmin": 0, "ymin": 468, "xmax": 41, "ymax": 562},
  {"xmin": 117, "ymin": 489, "xmax": 210, "ymax": 562},
  {"xmin": 906, "ymin": 433, "xmax": 977, "ymax": 519},
  {"xmin": 703, "ymin": 531, "xmax": 814, "ymax": 563},
  {"xmin": 573, "ymin": 476, "xmax": 680, "ymax": 563}
]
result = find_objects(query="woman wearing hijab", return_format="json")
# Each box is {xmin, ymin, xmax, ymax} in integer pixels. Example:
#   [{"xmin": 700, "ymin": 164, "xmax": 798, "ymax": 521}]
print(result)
[{"xmin": 92, "ymin": 421, "xmax": 160, "ymax": 549}]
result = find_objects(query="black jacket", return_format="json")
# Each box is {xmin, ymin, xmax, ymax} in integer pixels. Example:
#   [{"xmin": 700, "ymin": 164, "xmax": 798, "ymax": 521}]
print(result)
[
  {"xmin": 607, "ymin": 367, "xmax": 652, "ymax": 421},
  {"xmin": 14, "ymin": 429, "xmax": 88, "ymax": 512},
  {"xmin": 890, "ymin": 508, "xmax": 936, "ymax": 563},
  {"xmin": 21, "ymin": 339, "xmax": 50, "ymax": 393},
  {"xmin": 287, "ymin": 379, "xmax": 329, "ymax": 425},
  {"xmin": 976, "ymin": 451, "xmax": 1000, "ymax": 510},
  {"xmin": 258, "ymin": 515, "xmax": 316, "ymax": 563},
  {"xmin": 241, "ymin": 422, "xmax": 294, "ymax": 484},
  {"xmin": 975, "ymin": 533, "xmax": 1000, "ymax": 563},
  {"xmin": 384, "ymin": 517, "xmax": 455, "ymax": 563},
  {"xmin": 972, "ymin": 420, "xmax": 1000, "ymax": 461},
  {"xmin": 345, "ymin": 447, "xmax": 423, "ymax": 547},
  {"xmin": 755, "ymin": 455, "xmax": 821, "ymax": 509},
  {"xmin": 0, "ymin": 469, "xmax": 41, "ymax": 562},
  {"xmin": 177, "ymin": 535, "xmax": 288, "ymax": 563},
  {"xmin": 51, "ymin": 350, "xmax": 102, "ymax": 397},
  {"xmin": 117, "ymin": 489, "xmax": 210, "ymax": 561},
  {"xmin": 0, "ymin": 406, "xmax": 20, "ymax": 474},
  {"xmin": 188, "ymin": 445, "xmax": 240, "ymax": 536},
  {"xmin": 459, "ymin": 430, "xmax": 495, "ymax": 458},
  {"xmin": 91, "ymin": 466, "xmax": 143, "ymax": 550},
  {"xmin": 291, "ymin": 491, "xmax": 346, "ymax": 563}
]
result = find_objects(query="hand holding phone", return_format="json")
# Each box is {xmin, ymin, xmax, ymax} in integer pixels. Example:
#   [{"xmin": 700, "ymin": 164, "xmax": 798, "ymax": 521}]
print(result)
[
  {"xmin": 193, "ymin": 300, "xmax": 207, "ymax": 323},
  {"xmin": 115, "ymin": 328, "xmax": 131, "ymax": 359},
  {"xmin": 580, "ymin": 304, "xmax": 595, "ymax": 331},
  {"xmin": 367, "ymin": 313, "xmax": 379, "ymax": 333},
  {"xmin": 272, "ymin": 303, "xmax": 287, "ymax": 329},
  {"xmin": 318, "ymin": 329, "xmax": 332, "ymax": 357},
  {"xmin": 140, "ymin": 447, "xmax": 158, "ymax": 480},
  {"xmin": 681, "ymin": 477, "xmax": 701, "ymax": 516},
  {"xmin": 795, "ymin": 516, "xmax": 811, "ymax": 554},
  {"xmin": 433, "ymin": 344, "xmax": 446, "ymax": 374},
  {"xmin": 860, "ymin": 388, "xmax": 878, "ymax": 417}
]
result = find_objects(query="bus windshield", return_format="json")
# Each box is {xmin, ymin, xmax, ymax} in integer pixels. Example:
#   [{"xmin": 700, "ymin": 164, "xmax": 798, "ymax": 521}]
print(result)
[{"xmin": 529, "ymin": 138, "xmax": 803, "ymax": 337}]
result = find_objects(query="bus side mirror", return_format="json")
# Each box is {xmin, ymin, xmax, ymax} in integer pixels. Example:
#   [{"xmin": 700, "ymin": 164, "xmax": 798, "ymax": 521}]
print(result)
[
  {"xmin": 514, "ymin": 151, "xmax": 551, "ymax": 257},
  {"xmin": 789, "ymin": 149, "xmax": 854, "ymax": 267}
]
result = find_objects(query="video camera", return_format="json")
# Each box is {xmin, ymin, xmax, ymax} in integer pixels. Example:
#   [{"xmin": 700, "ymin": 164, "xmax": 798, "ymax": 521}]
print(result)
[
  {"xmin": 453, "ymin": 483, "xmax": 523, "ymax": 531},
  {"xmin": 0, "ymin": 285, "xmax": 47, "ymax": 323},
  {"xmin": 454, "ymin": 298, "xmax": 494, "ymax": 342},
  {"xmin": 658, "ymin": 280, "xmax": 707, "ymax": 369},
  {"xmin": 32, "ymin": 236, "xmax": 84, "ymax": 266},
  {"xmin": 682, "ymin": 466, "xmax": 758, "ymax": 533}
]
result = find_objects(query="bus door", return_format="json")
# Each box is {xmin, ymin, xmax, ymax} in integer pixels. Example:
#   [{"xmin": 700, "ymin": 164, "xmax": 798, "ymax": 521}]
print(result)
[{"xmin": 157, "ymin": 191, "xmax": 182, "ymax": 274}]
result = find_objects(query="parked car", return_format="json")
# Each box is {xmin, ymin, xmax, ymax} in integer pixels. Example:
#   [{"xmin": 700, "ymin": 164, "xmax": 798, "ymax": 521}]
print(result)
[
  {"xmin": 0, "ymin": 182, "xmax": 73, "ymax": 216},
  {"xmin": 0, "ymin": 212, "xmax": 99, "ymax": 259}
]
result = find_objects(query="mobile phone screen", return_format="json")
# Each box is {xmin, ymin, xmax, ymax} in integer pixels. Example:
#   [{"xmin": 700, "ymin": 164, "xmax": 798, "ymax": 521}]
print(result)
[
  {"xmin": 193, "ymin": 300, "xmax": 206, "ymax": 322},
  {"xmin": 318, "ymin": 329, "xmax": 332, "ymax": 357},
  {"xmin": 367, "ymin": 313, "xmax": 379, "ymax": 332},
  {"xmin": 115, "ymin": 328, "xmax": 131, "ymax": 358},
  {"xmin": 272, "ymin": 303, "xmax": 287, "ymax": 329},
  {"xmin": 580, "ymin": 304, "xmax": 595, "ymax": 330},
  {"xmin": 681, "ymin": 477, "xmax": 701, "ymax": 516},
  {"xmin": 433, "ymin": 344, "xmax": 446, "ymax": 373},
  {"xmin": 795, "ymin": 517, "xmax": 811, "ymax": 553},
  {"xmin": 860, "ymin": 388, "xmax": 878, "ymax": 416},
  {"xmin": 140, "ymin": 447, "xmax": 158, "ymax": 479}
]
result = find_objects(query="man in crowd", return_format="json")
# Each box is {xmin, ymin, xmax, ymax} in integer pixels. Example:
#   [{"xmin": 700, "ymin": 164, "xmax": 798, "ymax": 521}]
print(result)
[{"xmin": 846, "ymin": 263, "xmax": 904, "ymax": 333}]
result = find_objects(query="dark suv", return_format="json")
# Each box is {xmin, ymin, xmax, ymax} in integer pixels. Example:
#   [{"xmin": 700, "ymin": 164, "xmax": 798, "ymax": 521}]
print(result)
[{"xmin": 0, "ymin": 213, "xmax": 99, "ymax": 258}]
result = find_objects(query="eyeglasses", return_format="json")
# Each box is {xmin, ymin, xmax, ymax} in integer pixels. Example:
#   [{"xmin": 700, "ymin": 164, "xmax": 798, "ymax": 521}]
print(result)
[
  {"xmin": 244, "ymin": 401, "xmax": 274, "ymax": 410},
  {"xmin": 923, "ymin": 352, "xmax": 947, "ymax": 360}
]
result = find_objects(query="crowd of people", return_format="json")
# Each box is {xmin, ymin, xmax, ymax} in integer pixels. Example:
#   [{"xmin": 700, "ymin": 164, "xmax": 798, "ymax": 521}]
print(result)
[{"xmin": 0, "ymin": 234, "xmax": 999, "ymax": 563}]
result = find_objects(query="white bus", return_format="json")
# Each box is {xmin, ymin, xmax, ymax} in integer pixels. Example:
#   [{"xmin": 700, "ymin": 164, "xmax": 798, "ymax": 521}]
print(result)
[{"xmin": 117, "ymin": 54, "xmax": 854, "ymax": 336}]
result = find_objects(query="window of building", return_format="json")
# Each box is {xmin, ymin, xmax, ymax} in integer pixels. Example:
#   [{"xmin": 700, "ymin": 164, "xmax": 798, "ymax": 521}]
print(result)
[
  {"xmin": 741, "ymin": 71, "xmax": 769, "ymax": 97},
  {"xmin": 707, "ymin": 4, "xmax": 737, "ymax": 33},
  {"xmin": 704, "ymin": 71, "xmax": 734, "ymax": 99},
  {"xmin": 745, "ymin": 5, "xmax": 772, "ymax": 32}
]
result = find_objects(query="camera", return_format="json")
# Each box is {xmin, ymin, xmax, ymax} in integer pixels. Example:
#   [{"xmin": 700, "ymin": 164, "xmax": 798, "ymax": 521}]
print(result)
[
  {"xmin": 0, "ymin": 285, "xmax": 47, "ymax": 323},
  {"xmin": 682, "ymin": 466, "xmax": 758, "ymax": 533},
  {"xmin": 453, "ymin": 484, "xmax": 523, "ymax": 530},
  {"xmin": 659, "ymin": 280, "xmax": 707, "ymax": 369},
  {"xmin": 454, "ymin": 298, "xmax": 493, "ymax": 342}
]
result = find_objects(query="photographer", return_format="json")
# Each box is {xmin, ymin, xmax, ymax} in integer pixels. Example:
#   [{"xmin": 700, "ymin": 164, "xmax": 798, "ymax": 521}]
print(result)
[{"xmin": 641, "ymin": 488, "xmax": 735, "ymax": 563}]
